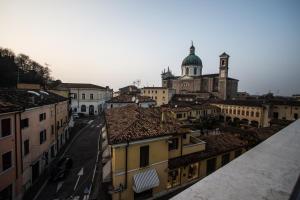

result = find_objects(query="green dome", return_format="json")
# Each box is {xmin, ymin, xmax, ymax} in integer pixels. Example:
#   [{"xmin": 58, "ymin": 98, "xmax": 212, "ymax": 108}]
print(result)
[{"xmin": 181, "ymin": 45, "xmax": 202, "ymax": 67}]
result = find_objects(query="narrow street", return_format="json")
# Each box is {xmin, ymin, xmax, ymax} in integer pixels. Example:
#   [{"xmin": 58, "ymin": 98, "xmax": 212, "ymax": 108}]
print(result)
[{"xmin": 36, "ymin": 116, "xmax": 103, "ymax": 200}]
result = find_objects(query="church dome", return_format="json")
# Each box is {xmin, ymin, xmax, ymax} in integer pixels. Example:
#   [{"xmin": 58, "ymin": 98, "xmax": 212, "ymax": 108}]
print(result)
[{"xmin": 181, "ymin": 44, "xmax": 202, "ymax": 67}]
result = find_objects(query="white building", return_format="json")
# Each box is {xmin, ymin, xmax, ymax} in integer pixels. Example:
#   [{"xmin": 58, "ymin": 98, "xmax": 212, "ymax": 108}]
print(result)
[
  {"xmin": 56, "ymin": 83, "xmax": 113, "ymax": 115},
  {"xmin": 106, "ymin": 94, "xmax": 156, "ymax": 109}
]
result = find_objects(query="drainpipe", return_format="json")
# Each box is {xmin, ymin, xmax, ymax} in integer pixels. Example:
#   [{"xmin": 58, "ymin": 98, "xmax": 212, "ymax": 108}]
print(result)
[
  {"xmin": 124, "ymin": 141, "xmax": 129, "ymax": 190},
  {"xmin": 14, "ymin": 112, "xmax": 19, "ymax": 179},
  {"xmin": 55, "ymin": 103, "xmax": 58, "ymax": 152}
]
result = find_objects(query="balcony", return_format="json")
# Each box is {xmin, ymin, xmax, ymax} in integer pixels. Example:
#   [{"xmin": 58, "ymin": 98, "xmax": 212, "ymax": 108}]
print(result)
[{"xmin": 182, "ymin": 136, "xmax": 205, "ymax": 156}]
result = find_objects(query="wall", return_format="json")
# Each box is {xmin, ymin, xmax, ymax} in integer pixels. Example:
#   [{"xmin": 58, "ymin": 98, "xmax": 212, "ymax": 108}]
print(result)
[
  {"xmin": 70, "ymin": 88, "xmax": 112, "ymax": 115},
  {"xmin": 111, "ymin": 138, "xmax": 169, "ymax": 200},
  {"xmin": 141, "ymin": 88, "xmax": 173, "ymax": 106}
]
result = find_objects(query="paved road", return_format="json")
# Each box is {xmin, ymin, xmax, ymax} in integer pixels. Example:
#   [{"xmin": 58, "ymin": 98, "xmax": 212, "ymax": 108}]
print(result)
[{"xmin": 36, "ymin": 116, "xmax": 103, "ymax": 200}]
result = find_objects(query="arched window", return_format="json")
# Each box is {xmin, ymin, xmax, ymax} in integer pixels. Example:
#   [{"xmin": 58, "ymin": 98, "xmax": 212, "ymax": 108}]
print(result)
[
  {"xmin": 81, "ymin": 105, "xmax": 86, "ymax": 112},
  {"xmin": 185, "ymin": 68, "xmax": 189, "ymax": 75},
  {"xmin": 194, "ymin": 67, "xmax": 197, "ymax": 75}
]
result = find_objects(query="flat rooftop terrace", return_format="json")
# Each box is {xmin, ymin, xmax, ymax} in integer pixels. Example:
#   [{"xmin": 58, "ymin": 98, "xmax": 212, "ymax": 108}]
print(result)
[{"xmin": 172, "ymin": 119, "xmax": 300, "ymax": 200}]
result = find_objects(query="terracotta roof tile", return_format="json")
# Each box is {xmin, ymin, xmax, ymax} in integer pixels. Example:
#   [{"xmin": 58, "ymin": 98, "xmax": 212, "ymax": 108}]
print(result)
[{"xmin": 105, "ymin": 105, "xmax": 187, "ymax": 144}]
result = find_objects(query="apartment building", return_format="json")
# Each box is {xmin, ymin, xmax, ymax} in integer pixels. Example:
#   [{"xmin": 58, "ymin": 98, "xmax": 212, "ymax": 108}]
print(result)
[
  {"xmin": 0, "ymin": 89, "xmax": 69, "ymax": 199},
  {"xmin": 211, "ymin": 99, "xmax": 300, "ymax": 127},
  {"xmin": 141, "ymin": 87, "xmax": 175, "ymax": 106},
  {"xmin": 0, "ymin": 103, "xmax": 23, "ymax": 200},
  {"xmin": 55, "ymin": 83, "xmax": 113, "ymax": 115},
  {"xmin": 102, "ymin": 105, "xmax": 247, "ymax": 200}
]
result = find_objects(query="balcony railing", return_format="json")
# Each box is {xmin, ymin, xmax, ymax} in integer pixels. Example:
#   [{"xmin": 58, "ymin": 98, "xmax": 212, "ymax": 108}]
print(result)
[{"xmin": 182, "ymin": 136, "xmax": 206, "ymax": 155}]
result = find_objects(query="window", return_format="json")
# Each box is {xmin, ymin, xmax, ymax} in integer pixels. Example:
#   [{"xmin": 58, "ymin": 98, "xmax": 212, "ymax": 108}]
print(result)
[
  {"xmin": 221, "ymin": 59, "xmax": 225, "ymax": 66},
  {"xmin": 24, "ymin": 140, "xmax": 29, "ymax": 156},
  {"xmin": 140, "ymin": 145, "xmax": 149, "ymax": 167},
  {"xmin": 237, "ymin": 110, "xmax": 240, "ymax": 115},
  {"xmin": 168, "ymin": 138, "xmax": 179, "ymax": 150},
  {"xmin": 185, "ymin": 68, "xmax": 189, "ymax": 75},
  {"xmin": 242, "ymin": 110, "xmax": 245, "ymax": 116},
  {"xmin": 148, "ymin": 91, "xmax": 150, "ymax": 94},
  {"xmin": 51, "ymin": 125, "xmax": 54, "ymax": 135},
  {"xmin": 90, "ymin": 94, "xmax": 93, "ymax": 100},
  {"xmin": 176, "ymin": 113, "xmax": 182, "ymax": 118},
  {"xmin": 1, "ymin": 118, "xmax": 11, "ymax": 137},
  {"xmin": 256, "ymin": 112, "xmax": 259, "ymax": 117},
  {"xmin": 81, "ymin": 105, "xmax": 86, "ymax": 112},
  {"xmin": 21, "ymin": 118, "xmax": 29, "ymax": 129},
  {"xmin": 221, "ymin": 153, "xmax": 230, "ymax": 166},
  {"xmin": 155, "ymin": 90, "xmax": 157, "ymax": 94},
  {"xmin": 2, "ymin": 151, "xmax": 12, "ymax": 171},
  {"xmin": 0, "ymin": 184, "xmax": 12, "ymax": 200},
  {"xmin": 251, "ymin": 111, "xmax": 254, "ymax": 117},
  {"xmin": 206, "ymin": 157, "xmax": 216, "ymax": 174},
  {"xmin": 82, "ymin": 93, "xmax": 85, "ymax": 100},
  {"xmin": 273, "ymin": 112, "xmax": 279, "ymax": 119},
  {"xmin": 40, "ymin": 130, "xmax": 47, "ymax": 144},
  {"xmin": 294, "ymin": 113, "xmax": 298, "ymax": 120},
  {"xmin": 74, "ymin": 93, "xmax": 77, "ymax": 99},
  {"xmin": 233, "ymin": 110, "xmax": 236, "ymax": 114},
  {"xmin": 39, "ymin": 113, "xmax": 46, "ymax": 121},
  {"xmin": 188, "ymin": 163, "xmax": 198, "ymax": 179},
  {"xmin": 234, "ymin": 149, "xmax": 242, "ymax": 158},
  {"xmin": 194, "ymin": 67, "xmax": 197, "ymax": 75},
  {"xmin": 163, "ymin": 90, "xmax": 165, "ymax": 94},
  {"xmin": 246, "ymin": 111, "xmax": 249, "ymax": 116}
]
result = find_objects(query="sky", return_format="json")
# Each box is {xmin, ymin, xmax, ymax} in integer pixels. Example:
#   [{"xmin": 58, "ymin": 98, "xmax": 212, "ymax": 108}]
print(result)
[{"xmin": 0, "ymin": 0, "xmax": 300, "ymax": 96}]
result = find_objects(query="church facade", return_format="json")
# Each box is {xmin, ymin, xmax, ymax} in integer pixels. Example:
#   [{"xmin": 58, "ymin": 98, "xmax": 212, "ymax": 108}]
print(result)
[{"xmin": 161, "ymin": 44, "xmax": 238, "ymax": 100}]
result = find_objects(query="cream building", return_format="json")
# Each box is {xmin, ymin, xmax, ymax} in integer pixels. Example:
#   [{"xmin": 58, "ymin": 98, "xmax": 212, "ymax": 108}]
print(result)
[
  {"xmin": 141, "ymin": 87, "xmax": 175, "ymax": 106},
  {"xmin": 56, "ymin": 83, "xmax": 113, "ymax": 115}
]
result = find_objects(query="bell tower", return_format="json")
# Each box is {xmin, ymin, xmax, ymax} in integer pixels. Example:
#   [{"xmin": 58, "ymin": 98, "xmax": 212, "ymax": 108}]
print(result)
[
  {"xmin": 219, "ymin": 52, "xmax": 229, "ymax": 78},
  {"xmin": 218, "ymin": 52, "xmax": 230, "ymax": 100}
]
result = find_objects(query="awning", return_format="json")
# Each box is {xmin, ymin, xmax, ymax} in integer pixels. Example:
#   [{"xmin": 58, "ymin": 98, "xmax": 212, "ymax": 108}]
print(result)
[{"xmin": 132, "ymin": 168, "xmax": 160, "ymax": 193}]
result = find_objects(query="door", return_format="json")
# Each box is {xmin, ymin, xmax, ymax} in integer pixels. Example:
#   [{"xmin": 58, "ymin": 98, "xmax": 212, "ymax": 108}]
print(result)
[
  {"xmin": 89, "ymin": 105, "xmax": 94, "ymax": 115},
  {"xmin": 32, "ymin": 161, "xmax": 40, "ymax": 183}
]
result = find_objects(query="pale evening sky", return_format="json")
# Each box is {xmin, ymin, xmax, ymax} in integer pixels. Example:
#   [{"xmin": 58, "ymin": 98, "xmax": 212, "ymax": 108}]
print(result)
[{"xmin": 0, "ymin": 0, "xmax": 299, "ymax": 95}]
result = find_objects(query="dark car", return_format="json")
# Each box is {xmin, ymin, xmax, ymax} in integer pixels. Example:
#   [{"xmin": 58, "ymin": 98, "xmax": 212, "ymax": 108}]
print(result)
[{"xmin": 50, "ymin": 157, "xmax": 73, "ymax": 182}]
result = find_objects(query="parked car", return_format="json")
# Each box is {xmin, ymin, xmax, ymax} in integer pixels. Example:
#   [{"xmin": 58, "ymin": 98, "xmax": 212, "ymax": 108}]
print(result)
[
  {"xmin": 72, "ymin": 113, "xmax": 79, "ymax": 119},
  {"xmin": 50, "ymin": 157, "xmax": 73, "ymax": 182}
]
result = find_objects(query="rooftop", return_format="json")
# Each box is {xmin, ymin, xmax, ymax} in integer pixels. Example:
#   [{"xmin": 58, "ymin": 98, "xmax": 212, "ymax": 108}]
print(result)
[
  {"xmin": 56, "ymin": 83, "xmax": 109, "ymax": 90},
  {"xmin": 211, "ymin": 98, "xmax": 300, "ymax": 107},
  {"xmin": 0, "ymin": 89, "xmax": 68, "ymax": 114},
  {"xmin": 169, "ymin": 134, "xmax": 247, "ymax": 169},
  {"xmin": 105, "ymin": 105, "xmax": 187, "ymax": 145},
  {"xmin": 172, "ymin": 120, "xmax": 300, "ymax": 200},
  {"xmin": 106, "ymin": 94, "xmax": 155, "ymax": 103}
]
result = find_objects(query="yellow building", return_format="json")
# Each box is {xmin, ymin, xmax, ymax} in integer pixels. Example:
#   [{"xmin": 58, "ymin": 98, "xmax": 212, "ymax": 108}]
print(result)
[
  {"xmin": 102, "ymin": 105, "xmax": 247, "ymax": 200},
  {"xmin": 212, "ymin": 99, "xmax": 300, "ymax": 127},
  {"xmin": 169, "ymin": 104, "xmax": 220, "ymax": 121},
  {"xmin": 141, "ymin": 87, "xmax": 175, "ymax": 106}
]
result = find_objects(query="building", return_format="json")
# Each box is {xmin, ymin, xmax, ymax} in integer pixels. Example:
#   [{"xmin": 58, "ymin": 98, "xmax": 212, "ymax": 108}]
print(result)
[
  {"xmin": 212, "ymin": 98, "xmax": 300, "ymax": 127},
  {"xmin": 56, "ymin": 83, "xmax": 113, "ymax": 115},
  {"xmin": 172, "ymin": 120, "xmax": 300, "ymax": 200},
  {"xmin": 119, "ymin": 85, "xmax": 141, "ymax": 96},
  {"xmin": 141, "ymin": 87, "xmax": 175, "ymax": 106},
  {"xmin": 0, "ymin": 89, "xmax": 69, "ymax": 199},
  {"xmin": 102, "ymin": 105, "xmax": 248, "ymax": 200},
  {"xmin": 106, "ymin": 94, "xmax": 156, "ymax": 109},
  {"xmin": 161, "ymin": 44, "xmax": 238, "ymax": 100},
  {"xmin": 0, "ymin": 101, "xmax": 23, "ymax": 200}
]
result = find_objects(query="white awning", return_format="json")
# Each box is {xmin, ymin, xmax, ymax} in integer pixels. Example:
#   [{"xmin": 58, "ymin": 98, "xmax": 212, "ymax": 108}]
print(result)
[{"xmin": 132, "ymin": 168, "xmax": 160, "ymax": 193}]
